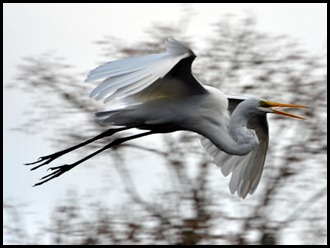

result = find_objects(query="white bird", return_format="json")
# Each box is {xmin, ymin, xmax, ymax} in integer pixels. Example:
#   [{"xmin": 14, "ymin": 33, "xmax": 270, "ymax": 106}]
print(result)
[{"xmin": 26, "ymin": 38, "xmax": 307, "ymax": 198}]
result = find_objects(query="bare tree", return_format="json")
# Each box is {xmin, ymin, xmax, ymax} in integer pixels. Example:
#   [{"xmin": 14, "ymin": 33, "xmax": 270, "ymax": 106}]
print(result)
[{"xmin": 4, "ymin": 14, "xmax": 326, "ymax": 245}]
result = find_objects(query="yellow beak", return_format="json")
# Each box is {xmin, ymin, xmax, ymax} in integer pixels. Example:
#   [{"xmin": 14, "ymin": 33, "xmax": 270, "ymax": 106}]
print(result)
[{"xmin": 264, "ymin": 100, "xmax": 308, "ymax": 120}]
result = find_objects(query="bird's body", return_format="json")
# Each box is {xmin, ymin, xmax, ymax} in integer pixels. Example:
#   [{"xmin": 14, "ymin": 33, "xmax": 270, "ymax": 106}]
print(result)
[
  {"xmin": 27, "ymin": 38, "xmax": 307, "ymax": 198},
  {"xmin": 96, "ymin": 85, "xmax": 227, "ymax": 136}
]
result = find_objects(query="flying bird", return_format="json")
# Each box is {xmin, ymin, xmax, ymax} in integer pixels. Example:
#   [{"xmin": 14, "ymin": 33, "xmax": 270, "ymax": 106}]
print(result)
[{"xmin": 26, "ymin": 38, "xmax": 307, "ymax": 198}]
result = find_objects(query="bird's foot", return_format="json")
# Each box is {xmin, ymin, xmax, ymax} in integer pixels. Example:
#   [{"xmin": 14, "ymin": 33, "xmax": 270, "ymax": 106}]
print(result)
[
  {"xmin": 25, "ymin": 153, "xmax": 63, "ymax": 170},
  {"xmin": 33, "ymin": 164, "xmax": 75, "ymax": 186}
]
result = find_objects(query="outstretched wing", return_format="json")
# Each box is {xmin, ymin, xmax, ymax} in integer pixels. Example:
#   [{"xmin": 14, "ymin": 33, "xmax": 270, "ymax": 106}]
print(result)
[
  {"xmin": 200, "ymin": 96, "xmax": 269, "ymax": 199},
  {"xmin": 85, "ymin": 38, "xmax": 207, "ymax": 107}
]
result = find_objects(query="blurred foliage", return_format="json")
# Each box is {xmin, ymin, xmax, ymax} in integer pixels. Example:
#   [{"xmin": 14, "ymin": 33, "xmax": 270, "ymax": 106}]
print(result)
[{"xmin": 4, "ymin": 13, "xmax": 327, "ymax": 245}]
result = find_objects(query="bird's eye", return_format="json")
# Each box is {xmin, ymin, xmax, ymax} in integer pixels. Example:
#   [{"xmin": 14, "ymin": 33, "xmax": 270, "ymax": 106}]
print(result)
[{"xmin": 259, "ymin": 100, "xmax": 271, "ymax": 108}]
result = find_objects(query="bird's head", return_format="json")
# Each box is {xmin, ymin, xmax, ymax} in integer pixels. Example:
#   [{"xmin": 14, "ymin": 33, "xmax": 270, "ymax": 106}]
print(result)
[{"xmin": 258, "ymin": 99, "xmax": 308, "ymax": 120}]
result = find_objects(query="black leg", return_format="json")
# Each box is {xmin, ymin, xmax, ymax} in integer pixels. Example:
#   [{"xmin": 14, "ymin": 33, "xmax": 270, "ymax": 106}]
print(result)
[
  {"xmin": 25, "ymin": 127, "xmax": 128, "ymax": 171},
  {"xmin": 33, "ymin": 130, "xmax": 155, "ymax": 186}
]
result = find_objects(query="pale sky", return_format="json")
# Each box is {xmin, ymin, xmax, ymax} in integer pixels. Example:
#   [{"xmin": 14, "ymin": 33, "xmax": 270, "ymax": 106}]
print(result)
[{"xmin": 3, "ymin": 3, "xmax": 327, "ymax": 245}]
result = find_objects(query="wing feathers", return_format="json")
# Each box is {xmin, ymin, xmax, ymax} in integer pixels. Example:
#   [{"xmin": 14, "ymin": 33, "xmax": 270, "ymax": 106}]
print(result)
[
  {"xmin": 85, "ymin": 38, "xmax": 200, "ymax": 106},
  {"xmin": 201, "ymin": 135, "xmax": 268, "ymax": 199},
  {"xmin": 85, "ymin": 54, "xmax": 161, "ymax": 82},
  {"xmin": 90, "ymin": 69, "xmax": 151, "ymax": 100},
  {"xmin": 199, "ymin": 97, "xmax": 269, "ymax": 199}
]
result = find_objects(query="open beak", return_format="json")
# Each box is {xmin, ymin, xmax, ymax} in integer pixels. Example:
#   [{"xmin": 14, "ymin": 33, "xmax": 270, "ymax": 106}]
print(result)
[{"xmin": 264, "ymin": 100, "xmax": 308, "ymax": 120}]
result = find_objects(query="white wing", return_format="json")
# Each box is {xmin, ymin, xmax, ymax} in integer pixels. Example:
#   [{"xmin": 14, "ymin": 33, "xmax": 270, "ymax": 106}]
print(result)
[
  {"xmin": 200, "ymin": 97, "xmax": 269, "ymax": 199},
  {"xmin": 85, "ymin": 38, "xmax": 206, "ymax": 107}
]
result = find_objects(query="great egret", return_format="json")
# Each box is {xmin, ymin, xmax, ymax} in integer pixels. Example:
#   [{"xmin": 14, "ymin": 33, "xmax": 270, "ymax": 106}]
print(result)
[{"xmin": 26, "ymin": 38, "xmax": 307, "ymax": 198}]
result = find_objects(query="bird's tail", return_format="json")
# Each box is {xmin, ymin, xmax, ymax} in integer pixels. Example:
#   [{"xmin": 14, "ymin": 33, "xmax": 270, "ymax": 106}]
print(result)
[{"xmin": 95, "ymin": 107, "xmax": 142, "ymax": 128}]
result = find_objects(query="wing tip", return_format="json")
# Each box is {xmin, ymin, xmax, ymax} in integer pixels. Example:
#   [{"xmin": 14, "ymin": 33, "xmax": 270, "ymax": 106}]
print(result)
[{"xmin": 165, "ymin": 37, "xmax": 194, "ymax": 56}]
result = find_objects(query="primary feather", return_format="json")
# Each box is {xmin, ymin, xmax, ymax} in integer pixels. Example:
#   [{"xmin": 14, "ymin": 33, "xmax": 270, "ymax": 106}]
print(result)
[{"xmin": 85, "ymin": 38, "xmax": 200, "ymax": 106}]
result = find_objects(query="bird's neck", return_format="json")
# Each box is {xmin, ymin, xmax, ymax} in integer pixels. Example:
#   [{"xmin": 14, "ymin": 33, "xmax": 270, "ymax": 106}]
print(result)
[
  {"xmin": 200, "ymin": 105, "xmax": 258, "ymax": 156},
  {"xmin": 229, "ymin": 109, "xmax": 250, "ymax": 143},
  {"xmin": 198, "ymin": 113, "xmax": 257, "ymax": 156}
]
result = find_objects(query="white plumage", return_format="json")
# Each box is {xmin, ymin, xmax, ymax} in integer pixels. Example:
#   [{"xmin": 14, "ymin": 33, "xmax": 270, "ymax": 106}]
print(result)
[
  {"xmin": 28, "ymin": 38, "xmax": 307, "ymax": 198},
  {"xmin": 86, "ymin": 38, "xmax": 192, "ymax": 104}
]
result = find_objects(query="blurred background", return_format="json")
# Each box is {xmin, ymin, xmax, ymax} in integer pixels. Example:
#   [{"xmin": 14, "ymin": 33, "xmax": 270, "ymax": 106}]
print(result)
[{"xmin": 3, "ymin": 3, "xmax": 327, "ymax": 245}]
